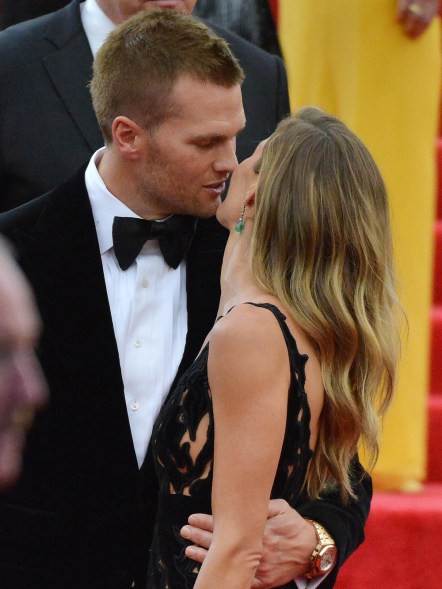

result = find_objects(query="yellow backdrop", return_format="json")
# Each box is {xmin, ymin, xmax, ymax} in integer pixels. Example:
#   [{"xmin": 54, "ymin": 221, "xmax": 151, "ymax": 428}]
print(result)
[{"xmin": 279, "ymin": 0, "xmax": 441, "ymax": 489}]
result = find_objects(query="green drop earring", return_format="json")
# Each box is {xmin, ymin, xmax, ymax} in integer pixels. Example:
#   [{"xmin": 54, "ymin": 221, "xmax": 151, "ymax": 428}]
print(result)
[{"xmin": 235, "ymin": 202, "xmax": 246, "ymax": 234}]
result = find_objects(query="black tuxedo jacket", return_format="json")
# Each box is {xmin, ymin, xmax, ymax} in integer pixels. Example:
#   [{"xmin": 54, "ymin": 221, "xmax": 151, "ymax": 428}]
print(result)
[
  {"xmin": 0, "ymin": 0, "xmax": 290, "ymax": 212},
  {"xmin": 0, "ymin": 168, "xmax": 229, "ymax": 588}
]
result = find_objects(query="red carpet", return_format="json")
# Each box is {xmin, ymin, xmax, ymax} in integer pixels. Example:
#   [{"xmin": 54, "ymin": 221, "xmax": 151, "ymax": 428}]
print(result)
[
  {"xmin": 336, "ymin": 485, "xmax": 442, "ymax": 589},
  {"xmin": 333, "ymin": 140, "xmax": 442, "ymax": 588}
]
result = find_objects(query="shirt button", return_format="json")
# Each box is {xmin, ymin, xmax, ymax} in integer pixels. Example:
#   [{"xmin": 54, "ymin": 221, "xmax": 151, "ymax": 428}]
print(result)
[
  {"xmin": 131, "ymin": 402, "xmax": 139, "ymax": 411},
  {"xmin": 134, "ymin": 339, "xmax": 142, "ymax": 348},
  {"xmin": 142, "ymin": 278, "xmax": 149, "ymax": 288}
]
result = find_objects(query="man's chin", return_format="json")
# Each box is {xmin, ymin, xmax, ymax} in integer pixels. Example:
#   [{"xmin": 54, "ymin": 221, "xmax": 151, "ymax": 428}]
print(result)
[{"xmin": 197, "ymin": 210, "xmax": 218, "ymax": 220}]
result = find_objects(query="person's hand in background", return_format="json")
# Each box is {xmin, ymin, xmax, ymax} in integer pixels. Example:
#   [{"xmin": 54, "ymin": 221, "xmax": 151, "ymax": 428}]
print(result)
[{"xmin": 397, "ymin": 0, "xmax": 441, "ymax": 38}]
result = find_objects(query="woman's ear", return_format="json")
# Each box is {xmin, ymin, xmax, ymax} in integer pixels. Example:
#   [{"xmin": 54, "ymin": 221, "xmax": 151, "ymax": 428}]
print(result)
[
  {"xmin": 245, "ymin": 184, "xmax": 256, "ymax": 207},
  {"xmin": 112, "ymin": 116, "xmax": 144, "ymax": 160},
  {"xmin": 244, "ymin": 184, "xmax": 256, "ymax": 219}
]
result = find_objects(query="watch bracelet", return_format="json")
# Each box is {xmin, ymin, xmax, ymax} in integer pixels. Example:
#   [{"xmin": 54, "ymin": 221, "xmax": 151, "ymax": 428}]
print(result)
[{"xmin": 304, "ymin": 518, "xmax": 336, "ymax": 579}]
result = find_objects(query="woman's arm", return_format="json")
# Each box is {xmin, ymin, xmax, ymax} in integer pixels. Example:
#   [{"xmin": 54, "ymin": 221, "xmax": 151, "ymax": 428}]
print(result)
[
  {"xmin": 182, "ymin": 465, "xmax": 371, "ymax": 588},
  {"xmin": 193, "ymin": 304, "xmax": 294, "ymax": 589}
]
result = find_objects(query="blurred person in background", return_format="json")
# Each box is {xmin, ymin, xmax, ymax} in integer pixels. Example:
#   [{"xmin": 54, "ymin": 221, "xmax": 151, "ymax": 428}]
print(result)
[
  {"xmin": 0, "ymin": 238, "xmax": 47, "ymax": 488},
  {"xmin": 0, "ymin": 0, "xmax": 281, "ymax": 55}
]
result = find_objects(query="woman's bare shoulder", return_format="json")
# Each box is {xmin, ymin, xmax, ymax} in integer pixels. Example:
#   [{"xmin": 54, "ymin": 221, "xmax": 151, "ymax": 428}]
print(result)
[{"xmin": 208, "ymin": 303, "xmax": 290, "ymax": 388}]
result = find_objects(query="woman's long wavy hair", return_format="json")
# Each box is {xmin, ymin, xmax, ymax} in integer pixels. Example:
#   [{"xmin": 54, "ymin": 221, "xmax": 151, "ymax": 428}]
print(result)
[{"xmin": 251, "ymin": 107, "xmax": 402, "ymax": 502}]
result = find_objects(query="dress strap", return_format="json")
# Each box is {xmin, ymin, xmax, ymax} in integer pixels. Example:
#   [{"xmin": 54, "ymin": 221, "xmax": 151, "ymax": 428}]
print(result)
[{"xmin": 243, "ymin": 302, "xmax": 308, "ymax": 370}]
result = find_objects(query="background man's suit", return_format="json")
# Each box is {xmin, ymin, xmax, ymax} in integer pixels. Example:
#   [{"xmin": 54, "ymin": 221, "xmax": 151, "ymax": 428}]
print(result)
[
  {"xmin": 0, "ymin": 0, "xmax": 69, "ymax": 28},
  {"xmin": 0, "ymin": 0, "xmax": 290, "ymax": 212},
  {"xmin": 0, "ymin": 2, "xmax": 371, "ymax": 588}
]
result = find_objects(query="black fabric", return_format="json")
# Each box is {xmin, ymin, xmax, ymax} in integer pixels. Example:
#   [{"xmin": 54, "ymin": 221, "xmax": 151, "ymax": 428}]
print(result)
[
  {"xmin": 193, "ymin": 0, "xmax": 282, "ymax": 56},
  {"xmin": 112, "ymin": 215, "xmax": 197, "ymax": 270},
  {"xmin": 1, "ymin": 0, "xmax": 69, "ymax": 29},
  {"xmin": 146, "ymin": 303, "xmax": 311, "ymax": 588}
]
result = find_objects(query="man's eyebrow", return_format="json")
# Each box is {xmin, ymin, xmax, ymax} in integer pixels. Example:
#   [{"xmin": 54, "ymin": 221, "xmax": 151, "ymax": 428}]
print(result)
[{"xmin": 192, "ymin": 125, "xmax": 246, "ymax": 143}]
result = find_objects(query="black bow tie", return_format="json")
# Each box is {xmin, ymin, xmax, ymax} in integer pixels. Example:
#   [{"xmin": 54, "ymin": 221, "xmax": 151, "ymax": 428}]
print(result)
[{"xmin": 112, "ymin": 215, "xmax": 197, "ymax": 271}]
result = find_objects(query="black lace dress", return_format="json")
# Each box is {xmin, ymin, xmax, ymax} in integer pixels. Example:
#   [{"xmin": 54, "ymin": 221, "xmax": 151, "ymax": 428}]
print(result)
[{"xmin": 146, "ymin": 303, "xmax": 313, "ymax": 589}]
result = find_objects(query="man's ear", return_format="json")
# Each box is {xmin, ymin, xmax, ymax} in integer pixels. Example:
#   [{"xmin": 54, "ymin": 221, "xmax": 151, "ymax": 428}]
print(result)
[{"xmin": 112, "ymin": 116, "xmax": 145, "ymax": 160}]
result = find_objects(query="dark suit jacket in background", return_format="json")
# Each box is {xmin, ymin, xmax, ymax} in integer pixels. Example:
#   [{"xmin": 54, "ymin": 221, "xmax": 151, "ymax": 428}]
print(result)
[
  {"xmin": 194, "ymin": 0, "xmax": 282, "ymax": 56},
  {"xmin": 0, "ymin": 0, "xmax": 69, "ymax": 28},
  {"xmin": 0, "ymin": 0, "xmax": 281, "ymax": 56},
  {"xmin": 0, "ymin": 0, "xmax": 290, "ymax": 212}
]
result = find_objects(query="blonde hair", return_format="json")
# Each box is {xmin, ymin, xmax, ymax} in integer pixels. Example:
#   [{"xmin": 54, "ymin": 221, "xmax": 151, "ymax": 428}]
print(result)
[
  {"xmin": 90, "ymin": 9, "xmax": 244, "ymax": 143},
  {"xmin": 251, "ymin": 107, "xmax": 402, "ymax": 501}
]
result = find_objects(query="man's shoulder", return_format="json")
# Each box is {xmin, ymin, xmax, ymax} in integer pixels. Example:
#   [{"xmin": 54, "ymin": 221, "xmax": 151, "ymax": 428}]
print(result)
[
  {"xmin": 0, "ymin": 0, "xmax": 81, "ymax": 55},
  {"xmin": 0, "ymin": 193, "xmax": 51, "ymax": 236},
  {"xmin": 0, "ymin": 166, "xmax": 88, "ymax": 234}
]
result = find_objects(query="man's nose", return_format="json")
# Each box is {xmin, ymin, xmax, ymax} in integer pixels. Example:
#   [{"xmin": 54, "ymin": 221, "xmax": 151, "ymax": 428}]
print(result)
[
  {"xmin": 15, "ymin": 352, "xmax": 48, "ymax": 410},
  {"xmin": 213, "ymin": 140, "xmax": 238, "ymax": 174}
]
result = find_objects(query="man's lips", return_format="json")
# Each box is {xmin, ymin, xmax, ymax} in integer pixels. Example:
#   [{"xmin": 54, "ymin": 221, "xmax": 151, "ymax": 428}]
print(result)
[{"xmin": 203, "ymin": 180, "xmax": 228, "ymax": 195}]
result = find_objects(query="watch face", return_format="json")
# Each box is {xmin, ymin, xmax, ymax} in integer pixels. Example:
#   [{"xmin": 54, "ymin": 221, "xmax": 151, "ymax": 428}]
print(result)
[{"xmin": 319, "ymin": 546, "xmax": 337, "ymax": 572}]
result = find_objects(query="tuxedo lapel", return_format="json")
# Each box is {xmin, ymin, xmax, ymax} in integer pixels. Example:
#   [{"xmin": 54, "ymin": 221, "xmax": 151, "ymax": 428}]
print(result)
[{"xmin": 41, "ymin": 1, "xmax": 103, "ymax": 152}]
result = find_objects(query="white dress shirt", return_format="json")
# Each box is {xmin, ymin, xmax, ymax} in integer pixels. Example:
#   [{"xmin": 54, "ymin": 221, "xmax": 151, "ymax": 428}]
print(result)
[
  {"xmin": 85, "ymin": 149, "xmax": 187, "ymax": 467},
  {"xmin": 80, "ymin": 0, "xmax": 116, "ymax": 57},
  {"xmin": 295, "ymin": 574, "xmax": 327, "ymax": 589}
]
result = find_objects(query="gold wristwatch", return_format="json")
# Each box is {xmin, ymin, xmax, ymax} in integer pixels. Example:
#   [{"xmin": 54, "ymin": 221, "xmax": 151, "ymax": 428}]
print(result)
[{"xmin": 305, "ymin": 519, "xmax": 337, "ymax": 579}]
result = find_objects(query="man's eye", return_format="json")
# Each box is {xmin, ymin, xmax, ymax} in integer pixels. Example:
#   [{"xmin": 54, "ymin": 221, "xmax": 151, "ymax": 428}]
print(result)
[{"xmin": 195, "ymin": 138, "xmax": 219, "ymax": 149}]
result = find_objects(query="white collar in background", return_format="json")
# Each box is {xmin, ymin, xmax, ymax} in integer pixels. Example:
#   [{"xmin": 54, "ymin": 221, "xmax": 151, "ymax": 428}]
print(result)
[{"xmin": 80, "ymin": 0, "xmax": 116, "ymax": 58}]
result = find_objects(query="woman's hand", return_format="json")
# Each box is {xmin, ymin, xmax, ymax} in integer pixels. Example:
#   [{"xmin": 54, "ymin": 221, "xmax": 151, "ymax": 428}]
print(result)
[{"xmin": 397, "ymin": 0, "xmax": 441, "ymax": 38}]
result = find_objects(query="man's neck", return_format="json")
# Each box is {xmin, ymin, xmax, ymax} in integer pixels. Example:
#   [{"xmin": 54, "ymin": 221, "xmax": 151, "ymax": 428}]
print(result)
[
  {"xmin": 95, "ymin": 0, "xmax": 124, "ymax": 24},
  {"xmin": 97, "ymin": 149, "xmax": 163, "ymax": 220}
]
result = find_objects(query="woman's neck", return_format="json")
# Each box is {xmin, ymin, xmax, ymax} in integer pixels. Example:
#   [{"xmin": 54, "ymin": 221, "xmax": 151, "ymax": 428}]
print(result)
[{"xmin": 217, "ymin": 229, "xmax": 264, "ymax": 317}]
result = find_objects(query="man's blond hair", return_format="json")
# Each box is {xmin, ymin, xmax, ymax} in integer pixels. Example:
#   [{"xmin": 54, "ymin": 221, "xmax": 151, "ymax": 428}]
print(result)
[{"xmin": 90, "ymin": 9, "xmax": 244, "ymax": 143}]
